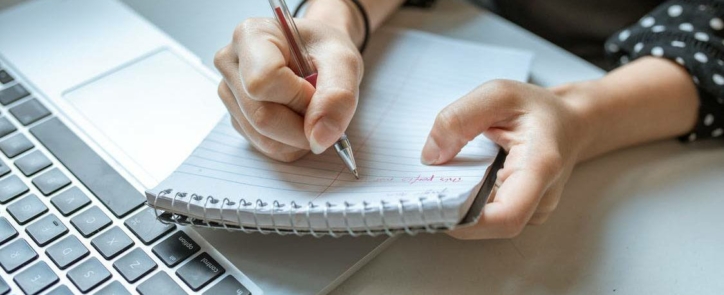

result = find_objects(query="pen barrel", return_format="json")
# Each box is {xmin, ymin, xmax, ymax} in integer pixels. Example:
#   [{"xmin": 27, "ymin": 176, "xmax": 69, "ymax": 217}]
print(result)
[
  {"xmin": 269, "ymin": 0, "xmax": 317, "ymax": 78},
  {"xmin": 304, "ymin": 73, "xmax": 318, "ymax": 88},
  {"xmin": 269, "ymin": 0, "xmax": 357, "ymax": 176}
]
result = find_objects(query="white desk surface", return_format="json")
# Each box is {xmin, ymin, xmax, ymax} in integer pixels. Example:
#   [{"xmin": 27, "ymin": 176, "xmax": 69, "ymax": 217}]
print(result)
[{"xmin": 6, "ymin": 0, "xmax": 724, "ymax": 294}]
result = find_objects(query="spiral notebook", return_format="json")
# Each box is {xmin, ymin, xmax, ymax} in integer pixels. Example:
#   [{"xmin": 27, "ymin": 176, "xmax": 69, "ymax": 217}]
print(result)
[{"xmin": 145, "ymin": 28, "xmax": 533, "ymax": 236}]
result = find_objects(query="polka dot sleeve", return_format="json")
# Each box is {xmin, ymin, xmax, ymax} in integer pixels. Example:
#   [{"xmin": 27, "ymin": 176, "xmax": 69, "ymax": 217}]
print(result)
[{"xmin": 605, "ymin": 0, "xmax": 724, "ymax": 141}]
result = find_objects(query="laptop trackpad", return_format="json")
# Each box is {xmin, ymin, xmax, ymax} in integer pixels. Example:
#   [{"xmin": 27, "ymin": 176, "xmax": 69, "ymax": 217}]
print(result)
[{"xmin": 63, "ymin": 50, "xmax": 226, "ymax": 187}]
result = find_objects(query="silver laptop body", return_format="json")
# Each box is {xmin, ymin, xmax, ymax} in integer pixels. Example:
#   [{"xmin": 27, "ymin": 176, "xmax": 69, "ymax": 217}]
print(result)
[{"xmin": 0, "ymin": 0, "xmax": 391, "ymax": 294}]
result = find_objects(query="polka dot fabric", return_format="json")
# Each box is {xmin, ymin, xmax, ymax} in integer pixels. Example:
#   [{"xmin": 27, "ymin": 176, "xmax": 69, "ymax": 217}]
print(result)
[{"xmin": 606, "ymin": 0, "xmax": 724, "ymax": 141}]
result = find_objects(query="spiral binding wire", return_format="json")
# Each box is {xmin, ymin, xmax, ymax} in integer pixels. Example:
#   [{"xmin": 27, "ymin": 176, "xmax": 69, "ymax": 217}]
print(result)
[
  {"xmin": 220, "ymin": 198, "xmax": 233, "ymax": 231},
  {"xmin": 151, "ymin": 189, "xmax": 458, "ymax": 237}
]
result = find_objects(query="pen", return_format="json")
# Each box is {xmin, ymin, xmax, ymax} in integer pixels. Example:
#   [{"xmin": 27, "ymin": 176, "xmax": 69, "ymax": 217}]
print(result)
[{"xmin": 268, "ymin": 0, "xmax": 359, "ymax": 179}]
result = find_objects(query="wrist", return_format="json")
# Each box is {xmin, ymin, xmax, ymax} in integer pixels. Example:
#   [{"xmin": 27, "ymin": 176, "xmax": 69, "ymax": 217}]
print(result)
[
  {"xmin": 303, "ymin": 0, "xmax": 365, "ymax": 46},
  {"xmin": 553, "ymin": 57, "xmax": 699, "ymax": 163},
  {"xmin": 549, "ymin": 81, "xmax": 601, "ymax": 163}
]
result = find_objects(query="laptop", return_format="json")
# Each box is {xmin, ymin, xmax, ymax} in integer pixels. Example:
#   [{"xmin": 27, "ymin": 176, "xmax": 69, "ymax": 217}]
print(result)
[{"xmin": 0, "ymin": 0, "xmax": 391, "ymax": 294}]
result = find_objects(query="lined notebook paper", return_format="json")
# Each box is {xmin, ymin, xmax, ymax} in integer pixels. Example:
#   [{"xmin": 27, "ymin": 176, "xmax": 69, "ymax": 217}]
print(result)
[{"xmin": 146, "ymin": 28, "xmax": 532, "ymax": 234}]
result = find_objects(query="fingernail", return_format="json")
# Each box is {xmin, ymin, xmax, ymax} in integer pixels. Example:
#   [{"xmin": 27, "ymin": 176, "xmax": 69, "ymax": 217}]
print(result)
[
  {"xmin": 421, "ymin": 137, "xmax": 440, "ymax": 165},
  {"xmin": 310, "ymin": 117, "xmax": 341, "ymax": 154}
]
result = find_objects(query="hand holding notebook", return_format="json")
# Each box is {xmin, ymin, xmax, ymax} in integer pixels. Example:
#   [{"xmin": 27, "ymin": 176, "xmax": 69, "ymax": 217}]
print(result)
[{"xmin": 146, "ymin": 28, "xmax": 532, "ymax": 236}]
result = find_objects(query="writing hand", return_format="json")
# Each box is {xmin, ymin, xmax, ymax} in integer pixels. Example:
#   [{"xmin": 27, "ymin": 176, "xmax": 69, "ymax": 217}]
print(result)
[{"xmin": 214, "ymin": 18, "xmax": 363, "ymax": 162}]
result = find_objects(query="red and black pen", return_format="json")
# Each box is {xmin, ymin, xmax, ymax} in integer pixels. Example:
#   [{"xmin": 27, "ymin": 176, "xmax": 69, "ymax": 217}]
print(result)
[{"xmin": 268, "ymin": 0, "xmax": 359, "ymax": 179}]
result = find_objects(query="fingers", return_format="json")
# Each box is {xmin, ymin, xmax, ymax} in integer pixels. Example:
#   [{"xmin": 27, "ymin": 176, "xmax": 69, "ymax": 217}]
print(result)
[
  {"xmin": 438, "ymin": 81, "xmax": 579, "ymax": 239},
  {"xmin": 447, "ymin": 144, "xmax": 565, "ymax": 240},
  {"xmin": 421, "ymin": 80, "xmax": 522, "ymax": 165},
  {"xmin": 216, "ymin": 41, "xmax": 311, "ymax": 149},
  {"xmin": 527, "ymin": 184, "xmax": 565, "ymax": 225},
  {"xmin": 527, "ymin": 211, "xmax": 551, "ymax": 225},
  {"xmin": 218, "ymin": 82, "xmax": 309, "ymax": 162},
  {"xmin": 304, "ymin": 45, "xmax": 363, "ymax": 154},
  {"xmin": 528, "ymin": 164, "xmax": 570, "ymax": 225},
  {"xmin": 448, "ymin": 168, "xmax": 547, "ymax": 240},
  {"xmin": 230, "ymin": 118, "xmax": 309, "ymax": 162},
  {"xmin": 215, "ymin": 18, "xmax": 363, "ymax": 159},
  {"xmin": 230, "ymin": 18, "xmax": 316, "ymax": 112}
]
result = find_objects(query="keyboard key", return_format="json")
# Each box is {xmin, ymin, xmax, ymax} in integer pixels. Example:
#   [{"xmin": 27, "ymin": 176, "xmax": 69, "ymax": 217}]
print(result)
[
  {"xmin": 0, "ymin": 175, "xmax": 28, "ymax": 204},
  {"xmin": 14, "ymin": 262, "xmax": 58, "ymax": 295},
  {"xmin": 50, "ymin": 187, "xmax": 90, "ymax": 216},
  {"xmin": 7, "ymin": 194, "xmax": 48, "ymax": 225},
  {"xmin": 0, "ymin": 276, "xmax": 8, "ymax": 295},
  {"xmin": 0, "ymin": 133, "xmax": 33, "ymax": 158},
  {"xmin": 32, "ymin": 168, "xmax": 70, "ymax": 196},
  {"xmin": 9, "ymin": 99, "xmax": 51, "ymax": 126},
  {"xmin": 31, "ymin": 118, "xmax": 145, "ymax": 217},
  {"xmin": 46, "ymin": 285, "xmax": 74, "ymax": 295},
  {"xmin": 0, "ymin": 217, "xmax": 17, "ymax": 246},
  {"xmin": 45, "ymin": 236, "xmax": 89, "ymax": 270},
  {"xmin": 91, "ymin": 226, "xmax": 134, "ymax": 260},
  {"xmin": 137, "ymin": 271, "xmax": 186, "ymax": 295},
  {"xmin": 70, "ymin": 206, "xmax": 111, "ymax": 238},
  {"xmin": 0, "ymin": 159, "xmax": 10, "ymax": 177},
  {"xmin": 25, "ymin": 214, "xmax": 68, "ymax": 246},
  {"xmin": 0, "ymin": 118, "xmax": 16, "ymax": 139},
  {"xmin": 15, "ymin": 150, "xmax": 52, "ymax": 176},
  {"xmin": 95, "ymin": 281, "xmax": 131, "ymax": 295},
  {"xmin": 113, "ymin": 248, "xmax": 157, "ymax": 283},
  {"xmin": 153, "ymin": 231, "xmax": 200, "ymax": 267},
  {"xmin": 67, "ymin": 257, "xmax": 111, "ymax": 293},
  {"xmin": 0, "ymin": 239, "xmax": 37, "ymax": 272},
  {"xmin": 176, "ymin": 253, "xmax": 225, "ymax": 291},
  {"xmin": 125, "ymin": 207, "xmax": 176, "ymax": 245},
  {"xmin": 0, "ymin": 70, "xmax": 13, "ymax": 84},
  {"xmin": 0, "ymin": 84, "xmax": 29, "ymax": 105},
  {"xmin": 203, "ymin": 276, "xmax": 252, "ymax": 295}
]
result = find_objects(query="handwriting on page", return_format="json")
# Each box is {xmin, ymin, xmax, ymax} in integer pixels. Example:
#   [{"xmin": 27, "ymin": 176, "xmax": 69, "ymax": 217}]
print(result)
[{"xmin": 367, "ymin": 175, "xmax": 462, "ymax": 184}]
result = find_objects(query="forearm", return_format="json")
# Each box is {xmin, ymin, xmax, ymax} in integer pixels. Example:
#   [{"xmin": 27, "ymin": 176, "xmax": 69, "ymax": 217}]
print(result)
[
  {"xmin": 558, "ymin": 57, "xmax": 699, "ymax": 162},
  {"xmin": 303, "ymin": 0, "xmax": 405, "ymax": 46}
]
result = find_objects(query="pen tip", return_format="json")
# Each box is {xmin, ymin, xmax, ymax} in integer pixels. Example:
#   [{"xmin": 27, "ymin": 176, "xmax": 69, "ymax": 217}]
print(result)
[{"xmin": 353, "ymin": 169, "xmax": 359, "ymax": 179}]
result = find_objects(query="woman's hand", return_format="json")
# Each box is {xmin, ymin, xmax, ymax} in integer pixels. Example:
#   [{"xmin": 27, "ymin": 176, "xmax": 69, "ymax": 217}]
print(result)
[
  {"xmin": 422, "ymin": 80, "xmax": 592, "ymax": 239},
  {"xmin": 424, "ymin": 57, "xmax": 699, "ymax": 240},
  {"xmin": 214, "ymin": 17, "xmax": 363, "ymax": 162}
]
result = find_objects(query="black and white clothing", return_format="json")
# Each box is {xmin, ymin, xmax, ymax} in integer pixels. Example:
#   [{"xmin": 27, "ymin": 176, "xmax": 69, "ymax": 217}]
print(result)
[
  {"xmin": 604, "ymin": 0, "xmax": 724, "ymax": 141},
  {"xmin": 410, "ymin": 0, "xmax": 724, "ymax": 141}
]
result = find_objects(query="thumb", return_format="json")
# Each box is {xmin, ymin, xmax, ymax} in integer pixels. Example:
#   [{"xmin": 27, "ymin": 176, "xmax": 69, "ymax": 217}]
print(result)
[
  {"xmin": 421, "ymin": 81, "xmax": 518, "ymax": 165},
  {"xmin": 304, "ymin": 48, "xmax": 363, "ymax": 154}
]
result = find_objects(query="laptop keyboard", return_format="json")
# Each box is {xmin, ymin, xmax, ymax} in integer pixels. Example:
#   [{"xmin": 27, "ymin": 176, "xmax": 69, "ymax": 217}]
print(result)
[{"xmin": 0, "ymin": 68, "xmax": 252, "ymax": 294}]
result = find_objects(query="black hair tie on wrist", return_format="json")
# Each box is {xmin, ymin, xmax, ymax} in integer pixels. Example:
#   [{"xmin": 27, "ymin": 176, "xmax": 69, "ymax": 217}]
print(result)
[{"xmin": 293, "ymin": 0, "xmax": 371, "ymax": 53}]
